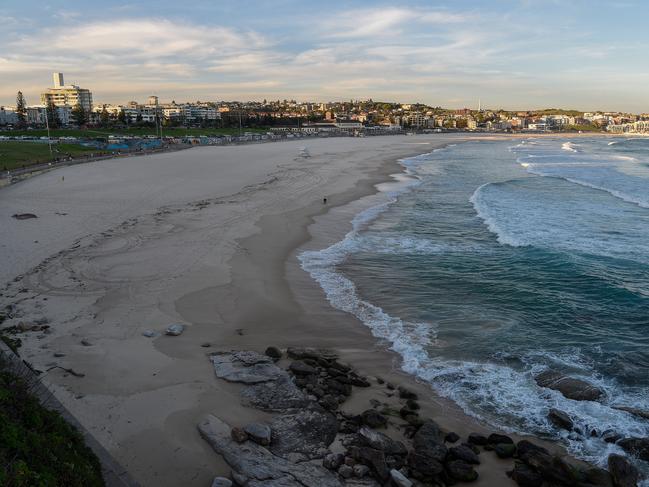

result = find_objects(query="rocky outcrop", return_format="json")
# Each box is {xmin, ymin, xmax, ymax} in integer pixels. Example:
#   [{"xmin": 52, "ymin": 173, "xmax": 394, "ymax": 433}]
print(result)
[
  {"xmin": 607, "ymin": 453, "xmax": 639, "ymax": 487},
  {"xmin": 618, "ymin": 437, "xmax": 649, "ymax": 462},
  {"xmin": 548, "ymin": 408, "xmax": 574, "ymax": 431},
  {"xmin": 210, "ymin": 351, "xmax": 285, "ymax": 384},
  {"xmin": 269, "ymin": 408, "xmax": 338, "ymax": 459},
  {"xmin": 613, "ymin": 406, "xmax": 649, "ymax": 421},
  {"xmin": 534, "ymin": 369, "xmax": 604, "ymax": 402},
  {"xmin": 198, "ymin": 415, "xmax": 342, "ymax": 487}
]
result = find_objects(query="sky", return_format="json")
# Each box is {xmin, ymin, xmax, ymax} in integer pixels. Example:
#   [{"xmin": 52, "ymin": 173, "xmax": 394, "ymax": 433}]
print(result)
[{"xmin": 1, "ymin": 0, "xmax": 647, "ymax": 111}]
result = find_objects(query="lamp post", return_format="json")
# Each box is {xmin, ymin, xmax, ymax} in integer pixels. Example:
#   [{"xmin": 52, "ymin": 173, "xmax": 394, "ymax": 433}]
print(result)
[{"xmin": 44, "ymin": 104, "xmax": 53, "ymax": 161}]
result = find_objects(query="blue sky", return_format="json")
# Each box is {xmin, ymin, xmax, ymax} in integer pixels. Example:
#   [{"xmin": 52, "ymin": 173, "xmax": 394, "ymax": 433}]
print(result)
[{"xmin": 1, "ymin": 0, "xmax": 647, "ymax": 111}]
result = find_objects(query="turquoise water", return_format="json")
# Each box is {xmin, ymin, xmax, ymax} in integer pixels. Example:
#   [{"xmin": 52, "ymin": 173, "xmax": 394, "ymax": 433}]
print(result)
[{"xmin": 299, "ymin": 137, "xmax": 649, "ymax": 475}]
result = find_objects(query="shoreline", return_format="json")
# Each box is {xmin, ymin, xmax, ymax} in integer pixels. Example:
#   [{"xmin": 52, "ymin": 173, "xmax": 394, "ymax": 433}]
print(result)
[{"xmin": 0, "ymin": 134, "xmax": 600, "ymax": 485}]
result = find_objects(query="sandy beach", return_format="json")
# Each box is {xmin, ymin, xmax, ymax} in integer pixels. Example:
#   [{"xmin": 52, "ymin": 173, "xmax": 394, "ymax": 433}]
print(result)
[{"xmin": 1, "ymin": 134, "xmax": 580, "ymax": 486}]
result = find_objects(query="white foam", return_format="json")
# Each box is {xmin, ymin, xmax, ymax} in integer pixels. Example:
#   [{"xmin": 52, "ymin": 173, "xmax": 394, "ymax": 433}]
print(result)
[
  {"xmin": 562, "ymin": 141, "xmax": 579, "ymax": 152},
  {"xmin": 469, "ymin": 182, "xmax": 526, "ymax": 247}
]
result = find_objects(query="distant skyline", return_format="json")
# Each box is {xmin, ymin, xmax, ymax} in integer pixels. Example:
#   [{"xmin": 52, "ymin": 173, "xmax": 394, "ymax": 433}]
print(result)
[{"xmin": 1, "ymin": 0, "xmax": 648, "ymax": 112}]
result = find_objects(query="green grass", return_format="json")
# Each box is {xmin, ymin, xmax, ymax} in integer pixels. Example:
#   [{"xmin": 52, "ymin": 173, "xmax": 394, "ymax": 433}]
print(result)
[
  {"xmin": 0, "ymin": 127, "xmax": 269, "ymax": 138},
  {"xmin": 0, "ymin": 142, "xmax": 107, "ymax": 171},
  {"xmin": 0, "ymin": 357, "xmax": 105, "ymax": 487}
]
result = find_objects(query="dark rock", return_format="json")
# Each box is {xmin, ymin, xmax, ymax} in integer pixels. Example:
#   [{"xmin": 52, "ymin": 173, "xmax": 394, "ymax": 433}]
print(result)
[
  {"xmin": 405, "ymin": 399, "xmax": 420, "ymax": 410},
  {"xmin": 201, "ymin": 343, "xmax": 211, "ymax": 348},
  {"xmin": 386, "ymin": 383, "xmax": 395, "ymax": 390},
  {"xmin": 244, "ymin": 422, "xmax": 272, "ymax": 446},
  {"xmin": 287, "ymin": 347, "xmax": 337, "ymax": 361},
  {"xmin": 548, "ymin": 408, "xmax": 574, "ymax": 431},
  {"xmin": 323, "ymin": 453, "xmax": 345, "ymax": 470},
  {"xmin": 408, "ymin": 441, "xmax": 447, "ymax": 480},
  {"xmin": 338, "ymin": 464, "xmax": 354, "ymax": 478},
  {"xmin": 603, "ymin": 430, "xmax": 623, "ymax": 444},
  {"xmin": 516, "ymin": 440, "xmax": 550, "ymax": 463},
  {"xmin": 319, "ymin": 394, "xmax": 340, "ymax": 411},
  {"xmin": 241, "ymin": 375, "xmax": 311, "ymax": 411},
  {"xmin": 517, "ymin": 441, "xmax": 578, "ymax": 486},
  {"xmin": 348, "ymin": 446, "xmax": 389, "ymax": 481},
  {"xmin": 534, "ymin": 369, "xmax": 604, "ymax": 402},
  {"xmin": 445, "ymin": 459, "xmax": 478, "ymax": 482},
  {"xmin": 361, "ymin": 409, "xmax": 387, "ymax": 429},
  {"xmin": 269, "ymin": 408, "xmax": 338, "ymax": 459},
  {"xmin": 357, "ymin": 427, "xmax": 407, "ymax": 456},
  {"xmin": 340, "ymin": 420, "xmax": 360, "ymax": 434},
  {"xmin": 618, "ymin": 437, "xmax": 649, "ymax": 462},
  {"xmin": 399, "ymin": 406, "xmax": 416, "ymax": 419},
  {"xmin": 80, "ymin": 338, "xmax": 93, "ymax": 346},
  {"xmin": 404, "ymin": 415, "xmax": 424, "ymax": 428},
  {"xmin": 613, "ymin": 406, "xmax": 649, "ymax": 421},
  {"xmin": 289, "ymin": 360, "xmax": 318, "ymax": 376},
  {"xmin": 12, "ymin": 213, "xmax": 38, "ymax": 220},
  {"xmin": 445, "ymin": 432, "xmax": 460, "ymax": 443},
  {"xmin": 413, "ymin": 420, "xmax": 444, "ymax": 449},
  {"xmin": 495, "ymin": 443, "xmax": 517, "ymax": 459},
  {"xmin": 231, "ymin": 426, "xmax": 248, "ymax": 443},
  {"xmin": 488, "ymin": 433, "xmax": 514, "ymax": 445},
  {"xmin": 508, "ymin": 462, "xmax": 543, "ymax": 487},
  {"xmin": 578, "ymin": 466, "xmax": 614, "ymax": 487},
  {"xmin": 326, "ymin": 379, "xmax": 352, "ymax": 396},
  {"xmin": 265, "ymin": 346, "xmax": 283, "ymax": 360},
  {"xmin": 608, "ymin": 453, "xmax": 639, "ymax": 487},
  {"xmin": 462, "ymin": 442, "xmax": 480, "ymax": 455},
  {"xmin": 165, "ymin": 324, "xmax": 185, "ymax": 336},
  {"xmin": 211, "ymin": 351, "xmax": 284, "ymax": 384},
  {"xmin": 353, "ymin": 464, "xmax": 370, "ymax": 477},
  {"xmin": 390, "ymin": 468, "xmax": 413, "ymax": 487},
  {"xmin": 198, "ymin": 415, "xmax": 341, "ymax": 487},
  {"xmin": 142, "ymin": 330, "xmax": 156, "ymax": 337},
  {"xmin": 467, "ymin": 433, "xmax": 488, "ymax": 446},
  {"xmin": 449, "ymin": 444, "xmax": 480, "ymax": 464},
  {"xmin": 397, "ymin": 386, "xmax": 418, "ymax": 400}
]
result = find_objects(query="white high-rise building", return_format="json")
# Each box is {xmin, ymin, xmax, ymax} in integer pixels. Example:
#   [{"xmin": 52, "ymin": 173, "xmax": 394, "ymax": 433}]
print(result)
[{"xmin": 41, "ymin": 72, "xmax": 93, "ymax": 112}]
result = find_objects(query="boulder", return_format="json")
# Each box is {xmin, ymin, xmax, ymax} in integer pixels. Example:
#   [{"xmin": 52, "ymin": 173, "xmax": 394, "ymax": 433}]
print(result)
[
  {"xmin": 289, "ymin": 360, "xmax": 318, "ymax": 376},
  {"xmin": 397, "ymin": 386, "xmax": 418, "ymax": 400},
  {"xmin": 578, "ymin": 466, "xmax": 614, "ymax": 487},
  {"xmin": 211, "ymin": 477, "xmax": 233, "ymax": 487},
  {"xmin": 488, "ymin": 433, "xmax": 514, "ymax": 445},
  {"xmin": 265, "ymin": 346, "xmax": 283, "ymax": 361},
  {"xmin": 198, "ymin": 415, "xmax": 341, "ymax": 487},
  {"xmin": 413, "ymin": 420, "xmax": 445, "ymax": 449},
  {"xmin": 12, "ymin": 213, "xmax": 38, "ymax": 220},
  {"xmin": 338, "ymin": 465, "xmax": 353, "ymax": 479},
  {"xmin": 548, "ymin": 408, "xmax": 574, "ymax": 431},
  {"xmin": 142, "ymin": 330, "xmax": 156, "ymax": 338},
  {"xmin": 618, "ymin": 437, "xmax": 649, "ymax": 462},
  {"xmin": 269, "ymin": 408, "xmax": 338, "ymax": 459},
  {"xmin": 445, "ymin": 432, "xmax": 460, "ymax": 443},
  {"xmin": 508, "ymin": 462, "xmax": 543, "ymax": 487},
  {"xmin": 211, "ymin": 351, "xmax": 285, "ymax": 384},
  {"xmin": 534, "ymin": 369, "xmax": 604, "ymax": 402},
  {"xmin": 516, "ymin": 440, "xmax": 579, "ymax": 486},
  {"xmin": 287, "ymin": 347, "xmax": 337, "ymax": 361},
  {"xmin": 608, "ymin": 453, "xmax": 639, "ymax": 487},
  {"xmin": 361, "ymin": 409, "xmax": 387, "ymax": 429},
  {"xmin": 445, "ymin": 460, "xmax": 478, "ymax": 482},
  {"xmin": 613, "ymin": 406, "xmax": 649, "ymax": 421},
  {"xmin": 408, "ymin": 444, "xmax": 447, "ymax": 479},
  {"xmin": 348, "ymin": 446, "xmax": 389, "ymax": 481},
  {"xmin": 390, "ymin": 469, "xmax": 413, "ymax": 487},
  {"xmin": 244, "ymin": 422, "xmax": 272, "ymax": 446},
  {"xmin": 467, "ymin": 433, "xmax": 488, "ymax": 446},
  {"xmin": 231, "ymin": 427, "xmax": 248, "ymax": 443},
  {"xmin": 357, "ymin": 427, "xmax": 407, "ymax": 456},
  {"xmin": 495, "ymin": 443, "xmax": 517, "ymax": 459},
  {"xmin": 323, "ymin": 453, "xmax": 345, "ymax": 470},
  {"xmin": 353, "ymin": 464, "xmax": 370, "ymax": 477},
  {"xmin": 165, "ymin": 324, "xmax": 184, "ymax": 336},
  {"xmin": 449, "ymin": 444, "xmax": 480, "ymax": 465},
  {"xmin": 240, "ymin": 374, "xmax": 311, "ymax": 411}
]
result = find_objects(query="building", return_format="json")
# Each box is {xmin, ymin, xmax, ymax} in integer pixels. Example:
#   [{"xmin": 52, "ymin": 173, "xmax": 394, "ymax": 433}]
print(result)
[
  {"xmin": 41, "ymin": 72, "xmax": 93, "ymax": 112},
  {"xmin": 0, "ymin": 106, "xmax": 17, "ymax": 125}
]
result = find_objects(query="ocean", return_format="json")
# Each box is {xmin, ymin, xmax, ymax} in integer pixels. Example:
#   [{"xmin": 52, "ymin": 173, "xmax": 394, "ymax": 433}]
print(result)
[{"xmin": 299, "ymin": 136, "xmax": 649, "ymax": 478}]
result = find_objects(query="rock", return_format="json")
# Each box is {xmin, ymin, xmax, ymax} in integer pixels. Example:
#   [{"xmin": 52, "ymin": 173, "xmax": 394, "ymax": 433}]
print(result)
[
  {"xmin": 548, "ymin": 408, "xmax": 574, "ymax": 431},
  {"xmin": 405, "ymin": 399, "xmax": 419, "ymax": 410},
  {"xmin": 408, "ymin": 444, "xmax": 447, "ymax": 479},
  {"xmin": 269, "ymin": 408, "xmax": 338, "ymax": 459},
  {"xmin": 265, "ymin": 346, "xmax": 283, "ymax": 361},
  {"xmin": 508, "ymin": 462, "xmax": 543, "ymax": 487},
  {"xmin": 231, "ymin": 427, "xmax": 248, "ymax": 443},
  {"xmin": 357, "ymin": 427, "xmax": 407, "ymax": 456},
  {"xmin": 361, "ymin": 409, "xmax": 387, "ymax": 429},
  {"xmin": 534, "ymin": 369, "xmax": 604, "ymax": 402},
  {"xmin": 449, "ymin": 444, "xmax": 480, "ymax": 464},
  {"xmin": 613, "ymin": 406, "xmax": 649, "ymax": 420},
  {"xmin": 618, "ymin": 437, "xmax": 649, "ymax": 462},
  {"xmin": 244, "ymin": 422, "xmax": 272, "ymax": 446},
  {"xmin": 413, "ymin": 420, "xmax": 444, "ymax": 449},
  {"xmin": 390, "ymin": 469, "xmax": 413, "ymax": 487},
  {"xmin": 211, "ymin": 350, "xmax": 285, "ymax": 384},
  {"xmin": 397, "ymin": 386, "xmax": 418, "ymax": 400},
  {"xmin": 516, "ymin": 440, "xmax": 550, "ymax": 464},
  {"xmin": 579, "ymin": 466, "xmax": 614, "ymax": 487},
  {"xmin": 467, "ymin": 433, "xmax": 488, "ymax": 446},
  {"xmin": 323, "ymin": 453, "xmax": 345, "ymax": 470},
  {"xmin": 142, "ymin": 330, "xmax": 156, "ymax": 337},
  {"xmin": 198, "ymin": 415, "xmax": 341, "ymax": 487},
  {"xmin": 289, "ymin": 360, "xmax": 318, "ymax": 375},
  {"xmin": 516, "ymin": 440, "xmax": 578, "ymax": 486},
  {"xmin": 53, "ymin": 352, "xmax": 65, "ymax": 358},
  {"xmin": 287, "ymin": 347, "xmax": 337, "ymax": 361},
  {"xmin": 80, "ymin": 338, "xmax": 92, "ymax": 346},
  {"xmin": 445, "ymin": 459, "xmax": 478, "ymax": 482},
  {"xmin": 338, "ymin": 465, "xmax": 354, "ymax": 478},
  {"xmin": 488, "ymin": 433, "xmax": 514, "ymax": 445},
  {"xmin": 241, "ymin": 374, "xmax": 311, "ymax": 411},
  {"xmin": 12, "ymin": 213, "xmax": 38, "ymax": 220},
  {"xmin": 201, "ymin": 342, "xmax": 211, "ymax": 348},
  {"xmin": 353, "ymin": 464, "xmax": 370, "ymax": 477},
  {"xmin": 211, "ymin": 477, "xmax": 233, "ymax": 487},
  {"xmin": 494, "ymin": 443, "xmax": 517, "ymax": 459},
  {"xmin": 165, "ymin": 323, "xmax": 185, "ymax": 336},
  {"xmin": 348, "ymin": 446, "xmax": 389, "ymax": 481},
  {"xmin": 445, "ymin": 432, "xmax": 460, "ymax": 443},
  {"xmin": 608, "ymin": 453, "xmax": 639, "ymax": 487},
  {"xmin": 603, "ymin": 430, "xmax": 623, "ymax": 444}
]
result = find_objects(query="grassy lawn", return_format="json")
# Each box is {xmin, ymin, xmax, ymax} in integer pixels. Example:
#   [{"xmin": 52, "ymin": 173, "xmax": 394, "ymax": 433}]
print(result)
[
  {"xmin": 0, "ymin": 141, "xmax": 106, "ymax": 171},
  {"xmin": 0, "ymin": 127, "xmax": 269, "ymax": 139}
]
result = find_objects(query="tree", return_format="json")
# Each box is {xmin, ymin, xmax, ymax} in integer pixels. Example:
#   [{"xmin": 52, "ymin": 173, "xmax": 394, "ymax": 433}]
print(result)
[
  {"xmin": 46, "ymin": 99, "xmax": 60, "ymax": 128},
  {"xmin": 117, "ymin": 109, "xmax": 127, "ymax": 125},
  {"xmin": 15, "ymin": 91, "xmax": 26, "ymax": 128},
  {"xmin": 71, "ymin": 103, "xmax": 87, "ymax": 126},
  {"xmin": 100, "ymin": 105, "xmax": 110, "ymax": 127}
]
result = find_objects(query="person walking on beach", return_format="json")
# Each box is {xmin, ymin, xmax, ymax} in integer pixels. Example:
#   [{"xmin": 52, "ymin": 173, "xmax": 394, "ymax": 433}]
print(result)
[{"xmin": 323, "ymin": 197, "xmax": 327, "ymax": 204}]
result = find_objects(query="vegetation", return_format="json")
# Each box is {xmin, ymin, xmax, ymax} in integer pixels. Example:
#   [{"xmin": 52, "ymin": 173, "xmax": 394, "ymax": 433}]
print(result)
[
  {"xmin": 0, "ymin": 357, "xmax": 105, "ymax": 486},
  {"xmin": 563, "ymin": 123, "xmax": 602, "ymax": 132},
  {"xmin": 0, "ymin": 127, "xmax": 269, "ymax": 139},
  {"xmin": 15, "ymin": 92, "xmax": 26, "ymax": 128},
  {"xmin": 0, "ymin": 142, "xmax": 106, "ymax": 171}
]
